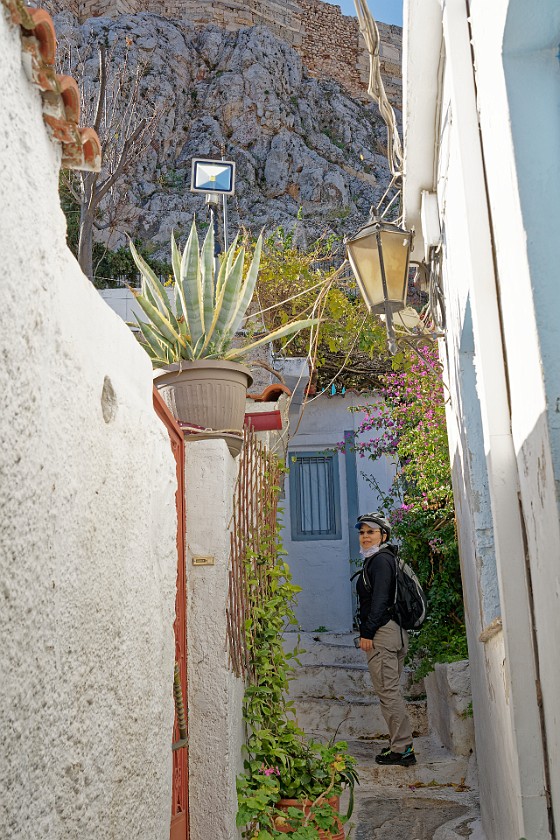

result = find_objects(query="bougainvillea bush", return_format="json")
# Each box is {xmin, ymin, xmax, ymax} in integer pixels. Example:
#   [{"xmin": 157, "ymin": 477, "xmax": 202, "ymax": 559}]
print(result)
[{"xmin": 353, "ymin": 343, "xmax": 467, "ymax": 676}]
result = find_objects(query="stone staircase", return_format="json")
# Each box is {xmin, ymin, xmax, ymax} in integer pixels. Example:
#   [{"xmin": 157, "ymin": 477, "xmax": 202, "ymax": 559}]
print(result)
[
  {"xmin": 285, "ymin": 631, "xmax": 428, "ymax": 741},
  {"xmin": 284, "ymin": 632, "xmax": 485, "ymax": 840}
]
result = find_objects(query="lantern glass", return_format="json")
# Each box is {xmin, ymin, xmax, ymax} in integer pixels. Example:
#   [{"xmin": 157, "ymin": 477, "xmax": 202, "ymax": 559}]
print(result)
[{"xmin": 347, "ymin": 220, "xmax": 412, "ymax": 314}]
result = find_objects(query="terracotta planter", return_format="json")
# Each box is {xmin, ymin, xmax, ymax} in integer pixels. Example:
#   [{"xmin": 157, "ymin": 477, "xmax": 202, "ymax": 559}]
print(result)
[
  {"xmin": 154, "ymin": 360, "xmax": 253, "ymax": 457},
  {"xmin": 273, "ymin": 796, "xmax": 344, "ymax": 839}
]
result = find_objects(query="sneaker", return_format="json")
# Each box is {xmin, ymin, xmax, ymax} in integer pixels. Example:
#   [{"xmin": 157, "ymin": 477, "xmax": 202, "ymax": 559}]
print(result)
[{"xmin": 375, "ymin": 744, "xmax": 417, "ymax": 766}]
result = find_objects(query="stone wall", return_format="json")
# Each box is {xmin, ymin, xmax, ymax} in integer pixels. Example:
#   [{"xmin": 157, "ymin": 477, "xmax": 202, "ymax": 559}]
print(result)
[
  {"xmin": 296, "ymin": 0, "xmax": 402, "ymax": 105},
  {"xmin": 41, "ymin": 0, "xmax": 402, "ymax": 106}
]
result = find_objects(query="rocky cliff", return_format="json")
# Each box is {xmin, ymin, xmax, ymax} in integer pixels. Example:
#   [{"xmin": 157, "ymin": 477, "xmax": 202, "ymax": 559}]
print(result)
[{"xmin": 56, "ymin": 11, "xmax": 397, "ymax": 255}]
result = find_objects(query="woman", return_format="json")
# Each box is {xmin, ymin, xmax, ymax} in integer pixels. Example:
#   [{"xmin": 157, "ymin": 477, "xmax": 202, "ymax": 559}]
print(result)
[{"xmin": 355, "ymin": 512, "xmax": 416, "ymax": 766}]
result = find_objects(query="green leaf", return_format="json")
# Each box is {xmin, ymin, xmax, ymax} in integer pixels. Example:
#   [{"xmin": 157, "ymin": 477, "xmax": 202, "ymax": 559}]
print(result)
[
  {"xmin": 180, "ymin": 220, "xmax": 203, "ymax": 345},
  {"xmin": 131, "ymin": 291, "xmax": 185, "ymax": 347},
  {"xmin": 224, "ymin": 318, "xmax": 320, "ymax": 360}
]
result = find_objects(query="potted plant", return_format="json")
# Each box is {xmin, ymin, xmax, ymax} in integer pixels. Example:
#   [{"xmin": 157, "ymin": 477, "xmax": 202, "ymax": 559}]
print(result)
[
  {"xmin": 129, "ymin": 220, "xmax": 317, "ymax": 454},
  {"xmin": 236, "ymin": 727, "xmax": 358, "ymax": 839}
]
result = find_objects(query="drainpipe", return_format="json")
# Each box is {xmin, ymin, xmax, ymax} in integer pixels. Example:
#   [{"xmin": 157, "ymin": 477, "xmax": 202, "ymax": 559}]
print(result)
[{"xmin": 441, "ymin": 0, "xmax": 551, "ymax": 835}]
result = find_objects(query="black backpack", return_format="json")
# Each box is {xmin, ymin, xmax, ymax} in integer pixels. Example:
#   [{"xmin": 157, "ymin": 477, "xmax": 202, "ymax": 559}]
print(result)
[
  {"xmin": 392, "ymin": 554, "xmax": 427, "ymax": 631},
  {"xmin": 354, "ymin": 547, "xmax": 427, "ymax": 631}
]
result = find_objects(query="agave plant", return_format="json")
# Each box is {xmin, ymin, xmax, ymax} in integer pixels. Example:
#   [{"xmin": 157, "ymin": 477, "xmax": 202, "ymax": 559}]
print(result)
[{"xmin": 129, "ymin": 220, "xmax": 318, "ymax": 366}]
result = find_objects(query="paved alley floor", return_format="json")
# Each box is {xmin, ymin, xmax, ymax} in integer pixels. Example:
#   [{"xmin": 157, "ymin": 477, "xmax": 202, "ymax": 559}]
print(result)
[
  {"xmin": 286, "ymin": 633, "xmax": 487, "ymax": 839},
  {"xmin": 341, "ymin": 737, "xmax": 486, "ymax": 840}
]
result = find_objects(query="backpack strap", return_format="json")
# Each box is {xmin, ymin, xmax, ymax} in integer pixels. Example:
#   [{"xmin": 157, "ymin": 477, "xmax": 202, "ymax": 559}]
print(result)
[{"xmin": 392, "ymin": 551, "xmax": 405, "ymax": 646}]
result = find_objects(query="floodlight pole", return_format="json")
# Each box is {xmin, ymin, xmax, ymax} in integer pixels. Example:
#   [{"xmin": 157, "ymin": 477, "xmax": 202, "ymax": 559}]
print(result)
[
  {"xmin": 221, "ymin": 152, "xmax": 229, "ymax": 252},
  {"xmin": 222, "ymin": 192, "xmax": 229, "ymax": 253},
  {"xmin": 205, "ymin": 192, "xmax": 221, "ymax": 282}
]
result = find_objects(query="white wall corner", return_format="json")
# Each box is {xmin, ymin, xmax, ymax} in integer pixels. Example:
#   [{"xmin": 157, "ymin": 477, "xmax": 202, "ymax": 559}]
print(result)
[
  {"xmin": 403, "ymin": 0, "xmax": 443, "ymax": 260},
  {"xmin": 184, "ymin": 439, "xmax": 245, "ymax": 840}
]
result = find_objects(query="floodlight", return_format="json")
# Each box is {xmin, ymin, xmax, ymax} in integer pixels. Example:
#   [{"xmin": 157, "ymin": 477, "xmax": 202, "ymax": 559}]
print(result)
[{"xmin": 190, "ymin": 158, "xmax": 236, "ymax": 195}]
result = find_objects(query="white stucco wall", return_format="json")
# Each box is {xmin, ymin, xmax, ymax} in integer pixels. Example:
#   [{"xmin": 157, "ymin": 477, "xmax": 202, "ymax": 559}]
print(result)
[
  {"xmin": 1, "ymin": 11, "xmax": 177, "ymax": 839},
  {"xmin": 184, "ymin": 439, "xmax": 244, "ymax": 840},
  {"xmin": 403, "ymin": 0, "xmax": 559, "ymax": 837},
  {"xmin": 468, "ymin": 4, "xmax": 560, "ymax": 832},
  {"xmin": 282, "ymin": 391, "xmax": 394, "ymax": 632}
]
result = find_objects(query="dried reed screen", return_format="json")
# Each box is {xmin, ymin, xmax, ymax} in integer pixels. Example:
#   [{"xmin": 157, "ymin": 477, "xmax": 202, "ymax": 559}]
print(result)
[{"xmin": 227, "ymin": 426, "xmax": 282, "ymax": 679}]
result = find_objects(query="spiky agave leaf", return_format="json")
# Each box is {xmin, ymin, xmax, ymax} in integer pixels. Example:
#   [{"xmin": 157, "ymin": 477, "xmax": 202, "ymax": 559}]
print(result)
[
  {"xmin": 200, "ymin": 224, "xmax": 216, "ymax": 335},
  {"xmin": 179, "ymin": 221, "xmax": 203, "ymax": 346},
  {"xmin": 132, "ymin": 314, "xmax": 177, "ymax": 365},
  {"xmin": 216, "ymin": 233, "xmax": 239, "ymax": 300},
  {"xmin": 131, "ymin": 290, "xmax": 186, "ymax": 348},
  {"xmin": 209, "ymin": 247, "xmax": 245, "ymax": 346},
  {"xmin": 129, "ymin": 239, "xmax": 178, "ymax": 329},
  {"xmin": 199, "ymin": 238, "xmax": 245, "ymax": 356},
  {"xmin": 224, "ymin": 234, "xmax": 263, "ymax": 338},
  {"xmin": 222, "ymin": 318, "xmax": 320, "ymax": 361},
  {"xmin": 171, "ymin": 231, "xmax": 187, "ymax": 334}
]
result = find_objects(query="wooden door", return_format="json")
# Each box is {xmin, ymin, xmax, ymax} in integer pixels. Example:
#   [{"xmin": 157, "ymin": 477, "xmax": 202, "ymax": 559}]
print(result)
[{"xmin": 153, "ymin": 388, "xmax": 190, "ymax": 840}]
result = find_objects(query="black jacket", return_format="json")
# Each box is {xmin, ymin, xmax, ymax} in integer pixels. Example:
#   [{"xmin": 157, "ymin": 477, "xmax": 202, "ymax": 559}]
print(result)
[{"xmin": 356, "ymin": 543, "xmax": 397, "ymax": 640}]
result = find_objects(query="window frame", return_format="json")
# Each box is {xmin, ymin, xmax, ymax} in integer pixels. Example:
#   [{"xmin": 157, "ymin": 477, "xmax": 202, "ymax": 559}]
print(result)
[{"xmin": 288, "ymin": 450, "xmax": 342, "ymax": 541}]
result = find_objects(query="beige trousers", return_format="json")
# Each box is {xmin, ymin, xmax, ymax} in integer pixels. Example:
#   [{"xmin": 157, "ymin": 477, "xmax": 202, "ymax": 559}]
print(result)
[{"xmin": 366, "ymin": 620, "xmax": 413, "ymax": 753}]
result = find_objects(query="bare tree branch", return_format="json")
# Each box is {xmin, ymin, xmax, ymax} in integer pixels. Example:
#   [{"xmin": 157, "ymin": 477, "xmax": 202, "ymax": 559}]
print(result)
[
  {"xmin": 93, "ymin": 44, "xmax": 107, "ymax": 135},
  {"xmin": 57, "ymin": 32, "xmax": 164, "ymax": 281}
]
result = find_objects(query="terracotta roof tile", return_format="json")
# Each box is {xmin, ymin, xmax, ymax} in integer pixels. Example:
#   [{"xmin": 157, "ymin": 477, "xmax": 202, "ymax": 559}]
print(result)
[
  {"xmin": 246, "ymin": 383, "xmax": 292, "ymax": 402},
  {"xmin": 3, "ymin": 0, "xmax": 101, "ymax": 171}
]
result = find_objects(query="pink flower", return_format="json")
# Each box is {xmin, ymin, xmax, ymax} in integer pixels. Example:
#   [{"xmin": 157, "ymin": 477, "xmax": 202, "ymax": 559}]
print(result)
[{"xmin": 260, "ymin": 764, "xmax": 280, "ymax": 776}]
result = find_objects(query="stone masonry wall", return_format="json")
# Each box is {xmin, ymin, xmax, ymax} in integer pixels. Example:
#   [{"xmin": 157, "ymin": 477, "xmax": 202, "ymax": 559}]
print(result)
[{"xmin": 41, "ymin": 0, "xmax": 402, "ymax": 106}]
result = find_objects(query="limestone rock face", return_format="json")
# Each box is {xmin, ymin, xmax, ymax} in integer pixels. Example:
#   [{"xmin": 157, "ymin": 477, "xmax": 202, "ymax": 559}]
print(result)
[{"xmin": 55, "ymin": 12, "xmax": 395, "ymax": 253}]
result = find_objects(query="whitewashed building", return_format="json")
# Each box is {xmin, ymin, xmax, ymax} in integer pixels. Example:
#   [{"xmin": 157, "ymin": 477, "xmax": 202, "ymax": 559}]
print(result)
[
  {"xmin": 402, "ymin": 1, "xmax": 560, "ymax": 837},
  {"xmin": 275, "ymin": 359, "xmax": 394, "ymax": 633}
]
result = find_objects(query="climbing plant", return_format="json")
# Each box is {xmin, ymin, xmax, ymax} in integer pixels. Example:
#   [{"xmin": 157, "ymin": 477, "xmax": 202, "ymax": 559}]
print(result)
[
  {"xmin": 235, "ymin": 450, "xmax": 358, "ymax": 838},
  {"xmin": 351, "ymin": 342, "xmax": 467, "ymax": 676},
  {"xmin": 253, "ymin": 226, "xmax": 389, "ymax": 390}
]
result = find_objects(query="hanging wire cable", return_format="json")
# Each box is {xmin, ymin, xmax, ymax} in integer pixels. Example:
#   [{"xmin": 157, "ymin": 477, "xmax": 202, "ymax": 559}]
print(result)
[
  {"xmin": 354, "ymin": 0, "xmax": 403, "ymax": 179},
  {"xmin": 241, "ymin": 276, "xmax": 329, "ymax": 323}
]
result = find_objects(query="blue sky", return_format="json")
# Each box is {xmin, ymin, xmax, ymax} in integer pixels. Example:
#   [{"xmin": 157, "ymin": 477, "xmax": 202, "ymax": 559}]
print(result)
[{"xmin": 327, "ymin": 0, "xmax": 403, "ymax": 26}]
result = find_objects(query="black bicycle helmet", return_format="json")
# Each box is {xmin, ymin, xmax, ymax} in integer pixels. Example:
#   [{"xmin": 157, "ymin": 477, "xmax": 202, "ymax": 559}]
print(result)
[{"xmin": 355, "ymin": 512, "xmax": 392, "ymax": 539}]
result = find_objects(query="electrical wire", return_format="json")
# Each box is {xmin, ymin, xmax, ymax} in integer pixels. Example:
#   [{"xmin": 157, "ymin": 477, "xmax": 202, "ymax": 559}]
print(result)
[{"xmin": 354, "ymin": 0, "xmax": 403, "ymax": 179}]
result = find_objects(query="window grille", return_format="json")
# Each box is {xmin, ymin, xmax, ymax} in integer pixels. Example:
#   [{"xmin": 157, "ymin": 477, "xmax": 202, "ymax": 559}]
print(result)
[{"xmin": 289, "ymin": 452, "xmax": 341, "ymax": 541}]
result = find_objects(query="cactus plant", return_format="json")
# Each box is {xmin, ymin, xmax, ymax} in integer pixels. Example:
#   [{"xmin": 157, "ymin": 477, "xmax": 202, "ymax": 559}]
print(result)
[{"xmin": 129, "ymin": 220, "xmax": 318, "ymax": 367}]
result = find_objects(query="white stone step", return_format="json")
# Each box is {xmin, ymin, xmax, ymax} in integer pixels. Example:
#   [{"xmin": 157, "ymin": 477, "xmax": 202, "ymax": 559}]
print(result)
[
  {"xmin": 289, "ymin": 695, "xmax": 429, "ymax": 741},
  {"xmin": 349, "ymin": 736, "xmax": 473, "ymax": 786},
  {"xmin": 288, "ymin": 662, "xmax": 424, "ymax": 703},
  {"xmin": 288, "ymin": 663, "xmax": 374, "ymax": 702},
  {"xmin": 283, "ymin": 631, "xmax": 364, "ymax": 667}
]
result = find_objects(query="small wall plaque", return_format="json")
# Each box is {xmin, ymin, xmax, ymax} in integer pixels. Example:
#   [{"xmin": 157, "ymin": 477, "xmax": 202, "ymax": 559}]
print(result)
[{"xmin": 192, "ymin": 555, "xmax": 215, "ymax": 566}]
